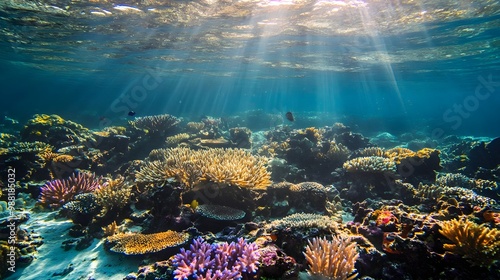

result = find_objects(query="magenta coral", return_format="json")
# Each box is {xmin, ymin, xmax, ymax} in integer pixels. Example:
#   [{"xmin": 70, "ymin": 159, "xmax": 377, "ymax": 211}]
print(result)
[
  {"xmin": 173, "ymin": 237, "xmax": 260, "ymax": 280},
  {"xmin": 39, "ymin": 172, "xmax": 101, "ymax": 208}
]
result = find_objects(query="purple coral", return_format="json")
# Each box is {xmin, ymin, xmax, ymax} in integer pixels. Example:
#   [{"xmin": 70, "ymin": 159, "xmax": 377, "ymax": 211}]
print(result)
[
  {"xmin": 173, "ymin": 237, "xmax": 260, "ymax": 280},
  {"xmin": 39, "ymin": 172, "xmax": 101, "ymax": 208}
]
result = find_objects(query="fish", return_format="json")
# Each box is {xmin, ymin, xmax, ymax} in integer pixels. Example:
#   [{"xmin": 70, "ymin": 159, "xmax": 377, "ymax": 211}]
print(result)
[
  {"xmin": 285, "ymin": 111, "xmax": 294, "ymax": 122},
  {"xmin": 128, "ymin": 111, "xmax": 136, "ymax": 116}
]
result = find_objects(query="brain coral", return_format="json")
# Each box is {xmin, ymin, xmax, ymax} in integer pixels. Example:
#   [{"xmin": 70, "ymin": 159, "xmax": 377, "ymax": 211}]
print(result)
[{"xmin": 106, "ymin": 230, "xmax": 189, "ymax": 255}]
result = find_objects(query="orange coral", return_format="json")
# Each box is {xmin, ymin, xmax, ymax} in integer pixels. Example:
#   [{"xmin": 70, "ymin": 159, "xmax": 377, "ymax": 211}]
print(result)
[
  {"xmin": 304, "ymin": 235, "xmax": 359, "ymax": 280},
  {"xmin": 439, "ymin": 218, "xmax": 500, "ymax": 267}
]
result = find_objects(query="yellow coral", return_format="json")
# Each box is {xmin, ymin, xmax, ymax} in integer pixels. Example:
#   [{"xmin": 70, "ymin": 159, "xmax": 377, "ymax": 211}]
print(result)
[
  {"xmin": 439, "ymin": 218, "xmax": 500, "ymax": 267},
  {"xmin": 136, "ymin": 147, "xmax": 271, "ymax": 189},
  {"xmin": 106, "ymin": 230, "xmax": 189, "ymax": 255},
  {"xmin": 95, "ymin": 176, "xmax": 133, "ymax": 211},
  {"xmin": 304, "ymin": 235, "xmax": 359, "ymax": 280},
  {"xmin": 343, "ymin": 156, "xmax": 396, "ymax": 173},
  {"xmin": 165, "ymin": 133, "xmax": 191, "ymax": 147}
]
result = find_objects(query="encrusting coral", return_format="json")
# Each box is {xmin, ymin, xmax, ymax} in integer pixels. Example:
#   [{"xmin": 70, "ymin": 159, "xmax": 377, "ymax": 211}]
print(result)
[
  {"xmin": 304, "ymin": 235, "xmax": 359, "ymax": 280},
  {"xmin": 439, "ymin": 218, "xmax": 500, "ymax": 267},
  {"xmin": 39, "ymin": 172, "xmax": 101, "ymax": 208},
  {"xmin": 136, "ymin": 147, "xmax": 271, "ymax": 189},
  {"xmin": 106, "ymin": 230, "xmax": 189, "ymax": 255}
]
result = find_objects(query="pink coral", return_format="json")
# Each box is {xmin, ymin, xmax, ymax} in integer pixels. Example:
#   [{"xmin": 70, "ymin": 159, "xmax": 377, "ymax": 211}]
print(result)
[{"xmin": 39, "ymin": 172, "xmax": 101, "ymax": 208}]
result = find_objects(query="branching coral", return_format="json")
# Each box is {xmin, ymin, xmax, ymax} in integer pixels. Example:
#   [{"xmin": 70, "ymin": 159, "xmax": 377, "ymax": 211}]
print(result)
[
  {"xmin": 439, "ymin": 218, "xmax": 500, "ymax": 267},
  {"xmin": 136, "ymin": 147, "xmax": 271, "ymax": 189},
  {"xmin": 129, "ymin": 114, "xmax": 180, "ymax": 134},
  {"xmin": 304, "ymin": 235, "xmax": 359, "ymax": 280},
  {"xmin": 172, "ymin": 237, "xmax": 260, "ymax": 280},
  {"xmin": 94, "ymin": 176, "xmax": 133, "ymax": 213},
  {"xmin": 39, "ymin": 172, "xmax": 101, "ymax": 208},
  {"xmin": 343, "ymin": 156, "xmax": 396, "ymax": 173},
  {"xmin": 165, "ymin": 133, "xmax": 190, "ymax": 147},
  {"xmin": 106, "ymin": 230, "xmax": 189, "ymax": 255}
]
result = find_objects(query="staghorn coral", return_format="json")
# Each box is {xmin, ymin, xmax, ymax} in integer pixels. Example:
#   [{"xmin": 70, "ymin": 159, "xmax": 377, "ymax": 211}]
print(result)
[
  {"xmin": 358, "ymin": 147, "xmax": 385, "ymax": 157},
  {"xmin": 173, "ymin": 237, "xmax": 260, "ymax": 280},
  {"xmin": 94, "ymin": 175, "xmax": 133, "ymax": 213},
  {"xmin": 343, "ymin": 156, "xmax": 396, "ymax": 173},
  {"xmin": 129, "ymin": 114, "xmax": 180, "ymax": 134},
  {"xmin": 439, "ymin": 218, "xmax": 500, "ymax": 267},
  {"xmin": 165, "ymin": 133, "xmax": 190, "ymax": 147},
  {"xmin": 186, "ymin": 121, "xmax": 205, "ymax": 132},
  {"xmin": 196, "ymin": 204, "xmax": 246, "ymax": 220},
  {"xmin": 106, "ymin": 230, "xmax": 189, "ymax": 255},
  {"xmin": 304, "ymin": 235, "xmax": 359, "ymax": 280},
  {"xmin": 136, "ymin": 147, "xmax": 271, "ymax": 189},
  {"xmin": 39, "ymin": 172, "xmax": 101, "ymax": 208}
]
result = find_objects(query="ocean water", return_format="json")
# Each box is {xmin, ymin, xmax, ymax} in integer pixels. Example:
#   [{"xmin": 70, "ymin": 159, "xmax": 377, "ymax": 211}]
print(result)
[
  {"xmin": 1, "ymin": 0, "xmax": 499, "ymax": 136},
  {"xmin": 1, "ymin": 1, "xmax": 500, "ymax": 280}
]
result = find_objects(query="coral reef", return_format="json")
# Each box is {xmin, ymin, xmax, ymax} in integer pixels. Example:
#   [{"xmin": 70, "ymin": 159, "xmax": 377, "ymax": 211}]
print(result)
[
  {"xmin": 38, "ymin": 172, "xmax": 101, "ymax": 208},
  {"xmin": 304, "ymin": 235, "xmax": 359, "ymax": 280},
  {"xmin": 106, "ymin": 230, "xmax": 189, "ymax": 255},
  {"xmin": 172, "ymin": 237, "xmax": 260, "ymax": 280},
  {"xmin": 20, "ymin": 114, "xmax": 93, "ymax": 148}
]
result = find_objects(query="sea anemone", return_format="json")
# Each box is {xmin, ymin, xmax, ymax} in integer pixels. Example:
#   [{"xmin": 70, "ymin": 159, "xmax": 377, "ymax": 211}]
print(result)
[{"xmin": 39, "ymin": 172, "xmax": 101, "ymax": 208}]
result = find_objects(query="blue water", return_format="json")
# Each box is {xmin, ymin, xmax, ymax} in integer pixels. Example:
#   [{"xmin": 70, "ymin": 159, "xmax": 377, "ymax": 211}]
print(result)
[{"xmin": 1, "ymin": 1, "xmax": 499, "ymax": 137}]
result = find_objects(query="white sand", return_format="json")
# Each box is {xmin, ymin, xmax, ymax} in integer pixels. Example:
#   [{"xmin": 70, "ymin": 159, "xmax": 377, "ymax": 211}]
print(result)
[{"xmin": 6, "ymin": 211, "xmax": 142, "ymax": 280}]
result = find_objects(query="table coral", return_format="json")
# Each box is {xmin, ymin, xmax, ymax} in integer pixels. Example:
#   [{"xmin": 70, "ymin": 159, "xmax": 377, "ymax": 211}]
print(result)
[{"xmin": 106, "ymin": 230, "xmax": 189, "ymax": 255}]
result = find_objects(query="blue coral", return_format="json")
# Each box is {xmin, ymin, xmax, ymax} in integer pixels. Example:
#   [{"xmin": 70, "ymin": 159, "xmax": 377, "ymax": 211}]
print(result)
[{"xmin": 173, "ymin": 237, "xmax": 260, "ymax": 280}]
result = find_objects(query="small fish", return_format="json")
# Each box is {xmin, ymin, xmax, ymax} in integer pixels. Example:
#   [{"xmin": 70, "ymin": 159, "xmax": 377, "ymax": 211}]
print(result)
[
  {"xmin": 285, "ymin": 111, "xmax": 294, "ymax": 122},
  {"xmin": 128, "ymin": 111, "xmax": 136, "ymax": 116}
]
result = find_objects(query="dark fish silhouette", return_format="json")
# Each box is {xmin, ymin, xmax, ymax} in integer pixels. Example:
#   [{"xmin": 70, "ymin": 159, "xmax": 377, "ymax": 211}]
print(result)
[
  {"xmin": 285, "ymin": 112, "xmax": 294, "ymax": 122},
  {"xmin": 128, "ymin": 111, "xmax": 136, "ymax": 116}
]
